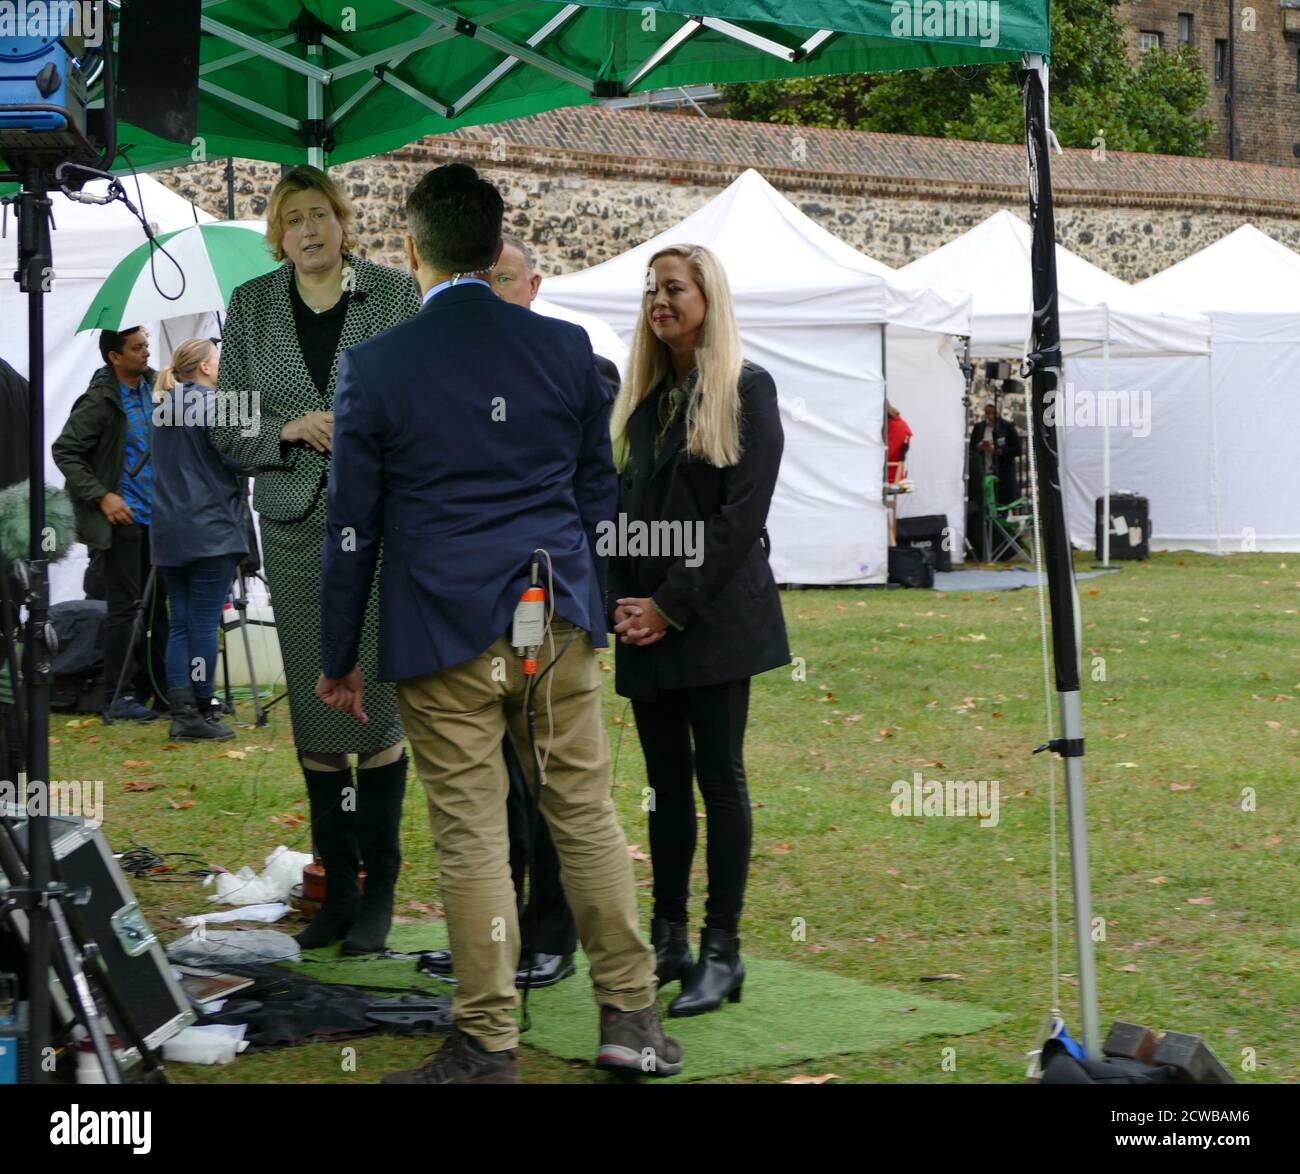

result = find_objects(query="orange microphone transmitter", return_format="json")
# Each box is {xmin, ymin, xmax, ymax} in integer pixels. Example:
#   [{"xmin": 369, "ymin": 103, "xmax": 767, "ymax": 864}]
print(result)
[{"xmin": 512, "ymin": 558, "xmax": 547, "ymax": 675}]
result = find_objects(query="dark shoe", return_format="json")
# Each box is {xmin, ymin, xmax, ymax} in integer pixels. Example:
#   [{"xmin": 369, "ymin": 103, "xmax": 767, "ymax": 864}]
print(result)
[
  {"xmin": 418, "ymin": 949, "xmax": 455, "ymax": 977},
  {"xmin": 341, "ymin": 754, "xmax": 408, "ymax": 955},
  {"xmin": 382, "ymin": 1028, "xmax": 518, "ymax": 1085},
  {"xmin": 650, "ymin": 917, "xmax": 693, "ymax": 987},
  {"xmin": 166, "ymin": 686, "xmax": 225, "ymax": 741},
  {"xmin": 195, "ymin": 695, "xmax": 236, "ymax": 740},
  {"xmin": 596, "ymin": 1005, "xmax": 684, "ymax": 1077},
  {"xmin": 668, "ymin": 928, "xmax": 743, "ymax": 1018},
  {"xmin": 515, "ymin": 952, "xmax": 575, "ymax": 989},
  {"xmin": 295, "ymin": 766, "xmax": 362, "ymax": 950},
  {"xmin": 106, "ymin": 694, "xmax": 160, "ymax": 723}
]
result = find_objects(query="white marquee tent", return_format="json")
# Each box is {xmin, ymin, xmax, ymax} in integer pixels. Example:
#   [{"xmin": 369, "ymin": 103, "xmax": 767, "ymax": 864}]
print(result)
[
  {"xmin": 543, "ymin": 168, "xmax": 972, "ymax": 585},
  {"xmin": 1122, "ymin": 225, "xmax": 1300, "ymax": 552},
  {"xmin": 902, "ymin": 211, "xmax": 1215, "ymax": 555}
]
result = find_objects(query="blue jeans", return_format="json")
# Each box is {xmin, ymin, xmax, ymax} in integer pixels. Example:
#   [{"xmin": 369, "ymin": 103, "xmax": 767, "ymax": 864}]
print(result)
[{"xmin": 161, "ymin": 555, "xmax": 236, "ymax": 697}]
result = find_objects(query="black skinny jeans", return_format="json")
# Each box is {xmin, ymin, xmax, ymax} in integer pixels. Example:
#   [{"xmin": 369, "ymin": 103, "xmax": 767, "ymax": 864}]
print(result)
[{"xmin": 632, "ymin": 678, "xmax": 751, "ymax": 935}]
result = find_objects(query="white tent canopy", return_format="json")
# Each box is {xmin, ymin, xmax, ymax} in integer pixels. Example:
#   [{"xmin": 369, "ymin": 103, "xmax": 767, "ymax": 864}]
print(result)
[
  {"xmin": 902, "ymin": 210, "xmax": 1220, "ymax": 556},
  {"xmin": 543, "ymin": 167, "xmax": 972, "ymax": 584},
  {"xmin": 1131, "ymin": 225, "xmax": 1300, "ymax": 551},
  {"xmin": 901, "ymin": 210, "xmax": 1211, "ymax": 358},
  {"xmin": 0, "ymin": 174, "xmax": 220, "ymax": 603}
]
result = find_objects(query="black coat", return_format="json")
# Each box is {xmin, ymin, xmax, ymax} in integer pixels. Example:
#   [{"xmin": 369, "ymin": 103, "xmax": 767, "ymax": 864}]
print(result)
[
  {"xmin": 968, "ymin": 417, "xmax": 1021, "ymax": 506},
  {"xmin": 608, "ymin": 360, "xmax": 790, "ymax": 701}
]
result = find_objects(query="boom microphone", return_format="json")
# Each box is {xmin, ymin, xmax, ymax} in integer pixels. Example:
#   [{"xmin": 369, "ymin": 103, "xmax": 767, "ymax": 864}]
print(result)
[{"xmin": 0, "ymin": 482, "xmax": 75, "ymax": 565}]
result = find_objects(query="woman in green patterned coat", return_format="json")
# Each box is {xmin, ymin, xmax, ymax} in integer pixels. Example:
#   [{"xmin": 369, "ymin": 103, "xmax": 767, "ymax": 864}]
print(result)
[{"xmin": 212, "ymin": 166, "xmax": 420, "ymax": 954}]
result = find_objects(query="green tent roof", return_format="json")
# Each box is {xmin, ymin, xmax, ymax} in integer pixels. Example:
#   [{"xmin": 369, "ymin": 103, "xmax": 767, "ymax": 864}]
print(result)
[{"xmin": 4, "ymin": 1, "xmax": 1050, "ymax": 176}]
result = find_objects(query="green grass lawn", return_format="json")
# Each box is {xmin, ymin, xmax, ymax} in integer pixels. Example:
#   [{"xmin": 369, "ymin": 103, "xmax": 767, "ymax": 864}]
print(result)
[{"xmin": 48, "ymin": 551, "xmax": 1299, "ymax": 1084}]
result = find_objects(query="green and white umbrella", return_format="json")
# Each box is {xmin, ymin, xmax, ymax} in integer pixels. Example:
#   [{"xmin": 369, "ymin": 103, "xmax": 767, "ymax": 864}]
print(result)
[{"xmin": 78, "ymin": 220, "xmax": 277, "ymax": 332}]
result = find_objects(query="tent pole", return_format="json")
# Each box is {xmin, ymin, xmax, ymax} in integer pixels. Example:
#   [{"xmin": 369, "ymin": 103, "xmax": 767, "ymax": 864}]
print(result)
[
  {"xmin": 1022, "ymin": 55, "xmax": 1102, "ymax": 1059},
  {"xmin": 1207, "ymin": 335, "xmax": 1223, "ymax": 553},
  {"xmin": 307, "ymin": 41, "xmax": 325, "ymax": 169},
  {"xmin": 1102, "ymin": 305, "xmax": 1111, "ymax": 566}
]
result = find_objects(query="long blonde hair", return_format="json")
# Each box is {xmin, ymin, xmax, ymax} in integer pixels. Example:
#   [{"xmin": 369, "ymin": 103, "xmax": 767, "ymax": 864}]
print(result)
[
  {"xmin": 612, "ymin": 243, "xmax": 744, "ymax": 469},
  {"xmin": 157, "ymin": 337, "xmax": 216, "ymax": 394}
]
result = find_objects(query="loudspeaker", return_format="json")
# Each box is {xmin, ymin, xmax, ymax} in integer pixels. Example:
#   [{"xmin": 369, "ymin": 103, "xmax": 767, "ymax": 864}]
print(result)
[
  {"xmin": 888, "ymin": 545, "xmax": 935, "ymax": 589},
  {"xmin": 1095, "ymin": 493, "xmax": 1151, "ymax": 561},
  {"xmin": 895, "ymin": 514, "xmax": 953, "ymax": 573},
  {"xmin": 0, "ymin": 807, "xmax": 193, "ymax": 1063},
  {"xmin": 115, "ymin": 0, "xmax": 202, "ymax": 145}
]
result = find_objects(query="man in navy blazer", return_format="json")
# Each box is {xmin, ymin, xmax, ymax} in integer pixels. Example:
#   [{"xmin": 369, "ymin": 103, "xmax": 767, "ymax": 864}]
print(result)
[{"xmin": 316, "ymin": 163, "xmax": 680, "ymax": 1085}]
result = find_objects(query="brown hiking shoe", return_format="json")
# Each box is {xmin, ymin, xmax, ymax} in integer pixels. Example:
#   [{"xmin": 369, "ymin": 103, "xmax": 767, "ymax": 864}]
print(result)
[
  {"xmin": 382, "ymin": 1028, "xmax": 519, "ymax": 1084},
  {"xmin": 595, "ymin": 1005, "xmax": 684, "ymax": 1077}
]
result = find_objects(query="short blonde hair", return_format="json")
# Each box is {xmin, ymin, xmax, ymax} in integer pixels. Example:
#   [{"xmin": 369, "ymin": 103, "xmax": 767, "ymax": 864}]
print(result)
[{"xmin": 265, "ymin": 165, "xmax": 357, "ymax": 263}]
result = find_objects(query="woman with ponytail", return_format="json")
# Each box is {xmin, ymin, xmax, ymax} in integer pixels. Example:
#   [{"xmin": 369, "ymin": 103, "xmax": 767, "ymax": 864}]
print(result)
[
  {"xmin": 608, "ymin": 243, "xmax": 790, "ymax": 1017},
  {"xmin": 150, "ymin": 337, "xmax": 247, "ymax": 742}
]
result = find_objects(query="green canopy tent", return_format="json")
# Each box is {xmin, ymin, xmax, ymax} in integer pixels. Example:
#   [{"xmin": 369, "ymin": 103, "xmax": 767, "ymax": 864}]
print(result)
[{"xmin": 4, "ymin": 0, "xmax": 1100, "ymax": 1068}]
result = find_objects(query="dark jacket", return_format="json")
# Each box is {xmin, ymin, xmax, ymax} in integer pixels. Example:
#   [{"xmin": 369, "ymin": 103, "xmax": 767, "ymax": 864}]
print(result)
[
  {"xmin": 0, "ymin": 357, "xmax": 29, "ymax": 493},
  {"xmin": 149, "ymin": 381, "xmax": 250, "ymax": 568},
  {"xmin": 968, "ymin": 416, "xmax": 1021, "ymax": 505},
  {"xmin": 52, "ymin": 363, "xmax": 159, "ymax": 551},
  {"xmin": 609, "ymin": 360, "xmax": 790, "ymax": 701},
  {"xmin": 320, "ymin": 282, "xmax": 615, "ymax": 683},
  {"xmin": 210, "ymin": 255, "xmax": 422, "ymax": 524}
]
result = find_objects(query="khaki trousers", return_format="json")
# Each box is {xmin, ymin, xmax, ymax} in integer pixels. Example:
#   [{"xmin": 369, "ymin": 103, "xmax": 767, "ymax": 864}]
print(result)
[{"xmin": 397, "ymin": 622, "xmax": 655, "ymax": 1051}]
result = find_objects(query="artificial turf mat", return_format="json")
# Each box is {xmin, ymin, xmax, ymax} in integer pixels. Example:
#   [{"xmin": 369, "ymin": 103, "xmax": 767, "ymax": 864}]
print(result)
[{"xmin": 287, "ymin": 923, "xmax": 1007, "ymax": 1082}]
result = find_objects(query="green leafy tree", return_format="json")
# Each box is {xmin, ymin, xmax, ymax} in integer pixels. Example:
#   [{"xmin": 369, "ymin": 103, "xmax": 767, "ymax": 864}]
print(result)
[{"xmin": 721, "ymin": 0, "xmax": 1213, "ymax": 155}]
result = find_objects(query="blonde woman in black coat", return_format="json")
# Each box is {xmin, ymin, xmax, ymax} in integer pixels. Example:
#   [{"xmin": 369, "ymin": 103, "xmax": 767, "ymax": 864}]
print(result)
[{"xmin": 608, "ymin": 243, "xmax": 789, "ymax": 1017}]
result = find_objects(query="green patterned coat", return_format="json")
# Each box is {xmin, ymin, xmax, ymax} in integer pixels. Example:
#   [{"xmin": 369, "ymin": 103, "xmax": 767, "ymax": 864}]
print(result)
[{"xmin": 212, "ymin": 256, "xmax": 421, "ymax": 753}]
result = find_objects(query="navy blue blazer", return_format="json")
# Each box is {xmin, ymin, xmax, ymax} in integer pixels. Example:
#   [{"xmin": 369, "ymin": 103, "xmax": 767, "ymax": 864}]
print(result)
[{"xmin": 319, "ymin": 281, "xmax": 615, "ymax": 682}]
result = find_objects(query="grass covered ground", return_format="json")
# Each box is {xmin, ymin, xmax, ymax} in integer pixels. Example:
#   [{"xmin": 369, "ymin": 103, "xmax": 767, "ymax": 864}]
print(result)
[{"xmin": 47, "ymin": 550, "xmax": 1299, "ymax": 1083}]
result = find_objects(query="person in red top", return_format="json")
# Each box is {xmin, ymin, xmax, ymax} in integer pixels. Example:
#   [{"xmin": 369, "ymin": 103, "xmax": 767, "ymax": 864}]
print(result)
[
  {"xmin": 885, "ymin": 401, "xmax": 913, "ymax": 545},
  {"xmin": 886, "ymin": 400, "xmax": 912, "ymax": 483}
]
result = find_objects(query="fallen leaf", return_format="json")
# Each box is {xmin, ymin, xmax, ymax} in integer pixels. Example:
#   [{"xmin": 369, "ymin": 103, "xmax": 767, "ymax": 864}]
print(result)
[
  {"xmin": 781, "ymin": 1073, "xmax": 839, "ymax": 1085},
  {"xmin": 406, "ymin": 900, "xmax": 439, "ymax": 915},
  {"xmin": 1186, "ymin": 896, "xmax": 1215, "ymax": 906},
  {"xmin": 162, "ymin": 743, "xmax": 186, "ymax": 751},
  {"xmin": 1168, "ymin": 782, "xmax": 1194, "ymax": 792},
  {"xmin": 217, "ymin": 750, "xmax": 247, "ymax": 759},
  {"xmin": 1148, "ymin": 876, "xmax": 1170, "ymax": 885},
  {"xmin": 627, "ymin": 844, "xmax": 650, "ymax": 863},
  {"xmin": 168, "ymin": 799, "xmax": 195, "ymax": 810},
  {"xmin": 1265, "ymin": 835, "xmax": 1283, "ymax": 847},
  {"xmin": 220, "ymin": 810, "xmax": 241, "ymax": 817},
  {"xmin": 919, "ymin": 973, "xmax": 964, "ymax": 982},
  {"xmin": 124, "ymin": 782, "xmax": 159, "ymax": 792},
  {"xmin": 1118, "ymin": 963, "xmax": 1139, "ymax": 973},
  {"xmin": 771, "ymin": 842, "xmax": 793, "ymax": 854},
  {"xmin": 121, "ymin": 759, "xmax": 151, "ymax": 768},
  {"xmin": 1115, "ymin": 762, "xmax": 1139, "ymax": 769}
]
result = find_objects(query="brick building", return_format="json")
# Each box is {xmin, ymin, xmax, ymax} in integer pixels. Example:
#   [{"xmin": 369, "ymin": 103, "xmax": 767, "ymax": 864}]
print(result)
[{"xmin": 1120, "ymin": 0, "xmax": 1300, "ymax": 165}]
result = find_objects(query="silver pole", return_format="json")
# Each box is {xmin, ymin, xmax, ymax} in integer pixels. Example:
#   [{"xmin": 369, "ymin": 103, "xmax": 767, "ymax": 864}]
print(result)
[
  {"xmin": 1059, "ymin": 689, "xmax": 1101, "ymax": 1057},
  {"xmin": 307, "ymin": 42, "xmax": 325, "ymax": 169}
]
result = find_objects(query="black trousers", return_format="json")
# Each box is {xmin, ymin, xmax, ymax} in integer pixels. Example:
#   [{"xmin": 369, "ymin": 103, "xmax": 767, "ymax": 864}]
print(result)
[
  {"xmin": 504, "ymin": 735, "xmax": 577, "ymax": 957},
  {"xmin": 101, "ymin": 523, "xmax": 168, "ymax": 706},
  {"xmin": 632, "ymin": 678, "xmax": 752, "ymax": 935}
]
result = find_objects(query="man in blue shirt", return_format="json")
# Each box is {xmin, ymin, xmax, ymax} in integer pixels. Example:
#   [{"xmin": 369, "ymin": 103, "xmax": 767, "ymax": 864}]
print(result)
[{"xmin": 53, "ymin": 327, "xmax": 169, "ymax": 721}]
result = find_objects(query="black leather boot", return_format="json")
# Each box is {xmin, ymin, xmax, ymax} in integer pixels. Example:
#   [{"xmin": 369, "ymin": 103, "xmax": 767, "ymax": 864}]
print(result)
[
  {"xmin": 167, "ymin": 686, "xmax": 226, "ymax": 741},
  {"xmin": 668, "ymin": 928, "xmax": 743, "ymax": 1017},
  {"xmin": 295, "ymin": 766, "xmax": 362, "ymax": 950},
  {"xmin": 650, "ymin": 917, "xmax": 693, "ymax": 988},
  {"xmin": 342, "ymin": 753, "xmax": 407, "ymax": 955}
]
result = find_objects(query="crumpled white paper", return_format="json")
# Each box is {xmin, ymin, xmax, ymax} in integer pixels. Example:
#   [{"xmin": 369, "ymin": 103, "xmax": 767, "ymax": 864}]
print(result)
[{"xmin": 208, "ymin": 845, "xmax": 312, "ymax": 906}]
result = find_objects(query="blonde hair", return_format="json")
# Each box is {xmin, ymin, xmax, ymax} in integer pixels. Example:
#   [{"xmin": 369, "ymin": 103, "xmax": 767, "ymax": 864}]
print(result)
[
  {"xmin": 611, "ymin": 243, "xmax": 744, "ymax": 469},
  {"xmin": 157, "ymin": 337, "xmax": 216, "ymax": 394},
  {"xmin": 265, "ymin": 165, "xmax": 357, "ymax": 263}
]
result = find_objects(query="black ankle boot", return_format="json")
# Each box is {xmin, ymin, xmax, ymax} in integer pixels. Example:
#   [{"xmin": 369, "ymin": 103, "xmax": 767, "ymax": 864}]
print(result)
[
  {"xmin": 295, "ymin": 766, "xmax": 362, "ymax": 950},
  {"xmin": 650, "ymin": 918, "xmax": 693, "ymax": 988},
  {"xmin": 342, "ymin": 754, "xmax": 407, "ymax": 955},
  {"xmin": 668, "ymin": 928, "xmax": 743, "ymax": 1017},
  {"xmin": 167, "ymin": 686, "xmax": 225, "ymax": 741}
]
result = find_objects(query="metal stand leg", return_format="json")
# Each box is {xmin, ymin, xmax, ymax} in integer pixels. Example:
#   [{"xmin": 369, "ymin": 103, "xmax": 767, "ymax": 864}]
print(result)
[{"xmin": 102, "ymin": 566, "xmax": 157, "ymax": 726}]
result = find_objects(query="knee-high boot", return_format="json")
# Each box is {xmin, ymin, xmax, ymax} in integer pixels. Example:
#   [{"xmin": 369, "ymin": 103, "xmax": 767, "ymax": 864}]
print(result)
[
  {"xmin": 295, "ymin": 765, "xmax": 361, "ymax": 949},
  {"xmin": 341, "ymin": 753, "xmax": 408, "ymax": 955}
]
